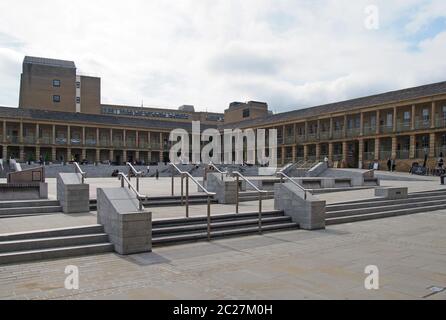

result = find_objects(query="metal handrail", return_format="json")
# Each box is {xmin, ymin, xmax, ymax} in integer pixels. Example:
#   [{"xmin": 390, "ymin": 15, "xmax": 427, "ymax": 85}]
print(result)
[
  {"xmin": 126, "ymin": 162, "xmax": 142, "ymax": 191},
  {"xmin": 73, "ymin": 162, "xmax": 86, "ymax": 184},
  {"xmin": 170, "ymin": 163, "xmax": 216, "ymax": 241},
  {"xmin": 118, "ymin": 172, "xmax": 147, "ymax": 211},
  {"xmin": 206, "ymin": 162, "xmax": 228, "ymax": 181},
  {"xmin": 277, "ymin": 171, "xmax": 308, "ymax": 200},
  {"xmin": 231, "ymin": 171, "xmax": 267, "ymax": 234}
]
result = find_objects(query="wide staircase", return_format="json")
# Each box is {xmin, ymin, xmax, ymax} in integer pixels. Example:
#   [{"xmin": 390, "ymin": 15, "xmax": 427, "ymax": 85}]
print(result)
[
  {"xmin": 152, "ymin": 210, "xmax": 298, "ymax": 246},
  {"xmin": 0, "ymin": 225, "xmax": 113, "ymax": 265},
  {"xmin": 326, "ymin": 189, "xmax": 446, "ymax": 225},
  {"xmin": 0, "ymin": 200, "xmax": 63, "ymax": 219}
]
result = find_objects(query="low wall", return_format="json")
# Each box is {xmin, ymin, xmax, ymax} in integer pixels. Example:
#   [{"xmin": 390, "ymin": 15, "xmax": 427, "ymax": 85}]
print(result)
[
  {"xmin": 57, "ymin": 173, "xmax": 89, "ymax": 213},
  {"xmin": 0, "ymin": 182, "xmax": 48, "ymax": 200}
]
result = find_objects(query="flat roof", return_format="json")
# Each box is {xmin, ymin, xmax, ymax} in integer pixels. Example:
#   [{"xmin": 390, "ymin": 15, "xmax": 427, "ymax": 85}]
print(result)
[{"xmin": 23, "ymin": 56, "xmax": 76, "ymax": 69}]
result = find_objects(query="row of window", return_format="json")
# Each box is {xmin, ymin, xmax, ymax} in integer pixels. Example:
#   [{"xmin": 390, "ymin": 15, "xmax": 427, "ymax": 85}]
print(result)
[
  {"xmin": 52, "ymin": 79, "xmax": 81, "ymax": 88},
  {"xmin": 52, "ymin": 95, "xmax": 81, "ymax": 103}
]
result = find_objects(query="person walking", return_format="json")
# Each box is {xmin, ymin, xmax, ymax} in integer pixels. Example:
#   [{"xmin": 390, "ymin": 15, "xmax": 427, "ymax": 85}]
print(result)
[
  {"xmin": 387, "ymin": 158, "xmax": 392, "ymax": 172},
  {"xmin": 155, "ymin": 169, "xmax": 159, "ymax": 180}
]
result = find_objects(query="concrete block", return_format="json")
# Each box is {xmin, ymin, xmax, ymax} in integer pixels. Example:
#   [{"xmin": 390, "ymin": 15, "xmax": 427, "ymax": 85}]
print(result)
[{"xmin": 375, "ymin": 187, "xmax": 408, "ymax": 200}]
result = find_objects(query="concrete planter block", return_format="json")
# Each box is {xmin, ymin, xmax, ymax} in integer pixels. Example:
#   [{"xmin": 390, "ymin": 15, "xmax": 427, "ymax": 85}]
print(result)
[
  {"xmin": 375, "ymin": 187, "xmax": 408, "ymax": 200},
  {"xmin": 57, "ymin": 173, "xmax": 89, "ymax": 213}
]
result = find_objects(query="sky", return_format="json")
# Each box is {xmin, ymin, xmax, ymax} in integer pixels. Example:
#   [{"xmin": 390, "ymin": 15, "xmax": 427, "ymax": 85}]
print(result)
[{"xmin": 0, "ymin": 0, "xmax": 445, "ymax": 113}]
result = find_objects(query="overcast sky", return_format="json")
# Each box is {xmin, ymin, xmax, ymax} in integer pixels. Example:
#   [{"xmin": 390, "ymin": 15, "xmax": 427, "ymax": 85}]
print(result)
[{"xmin": 0, "ymin": 0, "xmax": 445, "ymax": 113}]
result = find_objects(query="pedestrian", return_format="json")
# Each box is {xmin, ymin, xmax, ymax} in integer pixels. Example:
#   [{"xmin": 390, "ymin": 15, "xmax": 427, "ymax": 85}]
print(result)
[
  {"xmin": 392, "ymin": 159, "xmax": 396, "ymax": 172},
  {"xmin": 146, "ymin": 165, "xmax": 150, "ymax": 176},
  {"xmin": 387, "ymin": 158, "xmax": 392, "ymax": 171},
  {"xmin": 155, "ymin": 169, "xmax": 159, "ymax": 180},
  {"xmin": 441, "ymin": 171, "xmax": 445, "ymax": 185}
]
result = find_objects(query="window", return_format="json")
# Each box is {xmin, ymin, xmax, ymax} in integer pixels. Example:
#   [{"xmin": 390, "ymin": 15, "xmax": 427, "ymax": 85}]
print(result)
[
  {"xmin": 386, "ymin": 113, "xmax": 393, "ymax": 127},
  {"xmin": 442, "ymin": 106, "xmax": 446, "ymax": 119},
  {"xmin": 403, "ymin": 111, "xmax": 411, "ymax": 122},
  {"xmin": 242, "ymin": 109, "xmax": 250, "ymax": 118},
  {"xmin": 53, "ymin": 95, "xmax": 61, "ymax": 103},
  {"xmin": 76, "ymin": 97, "xmax": 81, "ymax": 104},
  {"xmin": 422, "ymin": 109, "xmax": 430, "ymax": 121},
  {"xmin": 76, "ymin": 81, "xmax": 81, "ymax": 88},
  {"xmin": 53, "ymin": 79, "xmax": 61, "ymax": 87}
]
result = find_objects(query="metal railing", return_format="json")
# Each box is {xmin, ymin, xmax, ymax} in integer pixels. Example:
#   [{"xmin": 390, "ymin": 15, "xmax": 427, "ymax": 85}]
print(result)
[
  {"xmin": 170, "ymin": 163, "xmax": 216, "ymax": 240},
  {"xmin": 277, "ymin": 171, "xmax": 308, "ymax": 200},
  {"xmin": 231, "ymin": 171, "xmax": 267, "ymax": 234},
  {"xmin": 127, "ymin": 162, "xmax": 142, "ymax": 191},
  {"xmin": 206, "ymin": 162, "xmax": 228, "ymax": 181},
  {"xmin": 118, "ymin": 172, "xmax": 147, "ymax": 211},
  {"xmin": 73, "ymin": 162, "xmax": 86, "ymax": 184}
]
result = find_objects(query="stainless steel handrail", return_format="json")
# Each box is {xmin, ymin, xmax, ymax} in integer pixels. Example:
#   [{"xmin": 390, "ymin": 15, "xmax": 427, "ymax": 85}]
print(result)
[
  {"xmin": 170, "ymin": 163, "xmax": 216, "ymax": 241},
  {"xmin": 206, "ymin": 162, "xmax": 228, "ymax": 181},
  {"xmin": 231, "ymin": 171, "xmax": 267, "ymax": 234},
  {"xmin": 126, "ymin": 162, "xmax": 142, "ymax": 191},
  {"xmin": 118, "ymin": 172, "xmax": 147, "ymax": 211},
  {"xmin": 73, "ymin": 162, "xmax": 86, "ymax": 184},
  {"xmin": 277, "ymin": 171, "xmax": 308, "ymax": 200}
]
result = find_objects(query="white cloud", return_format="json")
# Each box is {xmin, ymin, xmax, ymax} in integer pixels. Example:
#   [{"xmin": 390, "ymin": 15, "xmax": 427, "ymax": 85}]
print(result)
[{"xmin": 0, "ymin": 0, "xmax": 445, "ymax": 113}]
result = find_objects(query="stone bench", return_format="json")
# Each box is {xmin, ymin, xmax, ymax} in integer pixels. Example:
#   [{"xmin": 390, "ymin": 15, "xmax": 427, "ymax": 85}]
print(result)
[{"xmin": 375, "ymin": 187, "xmax": 408, "ymax": 200}]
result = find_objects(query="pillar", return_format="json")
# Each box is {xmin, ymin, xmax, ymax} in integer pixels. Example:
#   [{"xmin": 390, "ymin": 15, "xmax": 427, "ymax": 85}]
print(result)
[
  {"xmin": 67, "ymin": 125, "xmax": 71, "ymax": 145},
  {"xmin": 109, "ymin": 150, "xmax": 114, "ymax": 162},
  {"xmin": 409, "ymin": 135, "xmax": 416, "ymax": 159},
  {"xmin": 96, "ymin": 149, "xmax": 100, "ymax": 162},
  {"xmin": 110, "ymin": 128, "xmax": 113, "ymax": 146},
  {"xmin": 304, "ymin": 122, "xmax": 308, "ymax": 141},
  {"xmin": 315, "ymin": 143, "xmax": 321, "ymax": 160},
  {"xmin": 343, "ymin": 115, "xmax": 347, "ymax": 138},
  {"xmin": 316, "ymin": 120, "xmax": 321, "ymax": 139},
  {"xmin": 391, "ymin": 136, "xmax": 397, "ymax": 159},
  {"xmin": 136, "ymin": 131, "xmax": 139, "ymax": 148},
  {"xmin": 328, "ymin": 143, "xmax": 333, "ymax": 161},
  {"xmin": 292, "ymin": 145, "xmax": 296, "ymax": 163},
  {"xmin": 429, "ymin": 133, "xmax": 436, "ymax": 158},
  {"xmin": 411, "ymin": 105, "xmax": 416, "ymax": 130},
  {"xmin": 147, "ymin": 131, "xmax": 151, "ymax": 148},
  {"xmin": 2, "ymin": 120, "xmax": 6, "ymax": 143},
  {"xmin": 374, "ymin": 138, "xmax": 380, "ymax": 161},
  {"xmin": 81, "ymin": 148, "xmax": 86, "ymax": 161},
  {"xmin": 303, "ymin": 145, "xmax": 309, "ymax": 161},
  {"xmin": 281, "ymin": 146, "xmax": 285, "ymax": 165},
  {"xmin": 342, "ymin": 141, "xmax": 348, "ymax": 162},
  {"xmin": 358, "ymin": 138, "xmax": 364, "ymax": 164},
  {"xmin": 159, "ymin": 132, "xmax": 163, "ymax": 149},
  {"xmin": 52, "ymin": 125, "xmax": 56, "ymax": 145},
  {"xmin": 360, "ymin": 113, "xmax": 364, "ymax": 136},
  {"xmin": 36, "ymin": 123, "xmax": 40, "ymax": 144},
  {"xmin": 82, "ymin": 127, "xmax": 86, "ymax": 146},
  {"xmin": 51, "ymin": 147, "xmax": 56, "ymax": 162},
  {"xmin": 96, "ymin": 128, "xmax": 100, "ymax": 147},
  {"xmin": 67, "ymin": 148, "xmax": 71, "ymax": 162},
  {"xmin": 376, "ymin": 110, "xmax": 380, "ymax": 135},
  {"xmin": 19, "ymin": 122, "xmax": 23, "ymax": 144},
  {"xmin": 123, "ymin": 150, "xmax": 127, "ymax": 163},
  {"xmin": 329, "ymin": 118, "xmax": 334, "ymax": 139},
  {"xmin": 35, "ymin": 147, "xmax": 40, "ymax": 161},
  {"xmin": 123, "ymin": 130, "xmax": 126, "ymax": 148},
  {"xmin": 393, "ymin": 107, "xmax": 397, "ymax": 133},
  {"xmin": 431, "ymin": 102, "xmax": 436, "ymax": 128},
  {"xmin": 2, "ymin": 145, "xmax": 7, "ymax": 160}
]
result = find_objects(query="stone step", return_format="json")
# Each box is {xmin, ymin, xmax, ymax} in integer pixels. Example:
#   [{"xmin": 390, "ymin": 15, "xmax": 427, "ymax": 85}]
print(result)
[
  {"xmin": 0, "ymin": 233, "xmax": 109, "ymax": 253},
  {"xmin": 0, "ymin": 243, "xmax": 114, "ymax": 265},
  {"xmin": 152, "ymin": 222, "xmax": 299, "ymax": 246},
  {"xmin": 326, "ymin": 195, "xmax": 446, "ymax": 212},
  {"xmin": 0, "ymin": 206, "xmax": 63, "ymax": 217},
  {"xmin": 0, "ymin": 200, "xmax": 60, "ymax": 209},
  {"xmin": 326, "ymin": 204, "xmax": 446, "ymax": 225},
  {"xmin": 152, "ymin": 211, "xmax": 284, "ymax": 228},
  {"xmin": 327, "ymin": 199, "xmax": 446, "ymax": 218},
  {"xmin": 153, "ymin": 216, "xmax": 292, "ymax": 236},
  {"xmin": 0, "ymin": 225, "xmax": 105, "ymax": 241}
]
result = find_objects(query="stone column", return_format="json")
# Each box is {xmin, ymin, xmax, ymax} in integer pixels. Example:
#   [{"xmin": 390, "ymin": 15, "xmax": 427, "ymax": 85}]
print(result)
[
  {"xmin": 19, "ymin": 122, "xmax": 23, "ymax": 144},
  {"xmin": 67, "ymin": 125, "xmax": 71, "ymax": 146},
  {"xmin": 136, "ymin": 131, "xmax": 139, "ymax": 148},
  {"xmin": 358, "ymin": 138, "xmax": 364, "ymax": 164},
  {"xmin": 411, "ymin": 105, "xmax": 416, "ymax": 130},
  {"xmin": 52, "ymin": 125, "xmax": 56, "ymax": 145},
  {"xmin": 81, "ymin": 148, "xmax": 86, "ymax": 160},
  {"xmin": 2, "ymin": 145, "xmax": 7, "ymax": 160},
  {"xmin": 374, "ymin": 138, "xmax": 380, "ymax": 161},
  {"xmin": 82, "ymin": 127, "xmax": 86, "ymax": 147},
  {"xmin": 303, "ymin": 145, "xmax": 309, "ymax": 161},
  {"xmin": 391, "ymin": 136, "xmax": 397, "ymax": 159},
  {"xmin": 316, "ymin": 143, "xmax": 321, "ymax": 160},
  {"xmin": 292, "ymin": 145, "xmax": 296, "ymax": 163},
  {"xmin": 36, "ymin": 123, "xmax": 40, "ymax": 144},
  {"xmin": 393, "ymin": 107, "xmax": 397, "ymax": 133},
  {"xmin": 123, "ymin": 150, "xmax": 127, "ymax": 163},
  {"xmin": 329, "ymin": 118, "xmax": 333, "ymax": 139},
  {"xmin": 431, "ymin": 102, "xmax": 436, "ymax": 128},
  {"xmin": 316, "ymin": 120, "xmax": 321, "ymax": 139},
  {"xmin": 409, "ymin": 135, "xmax": 415, "ymax": 159},
  {"xmin": 304, "ymin": 122, "xmax": 308, "ymax": 141},
  {"xmin": 51, "ymin": 147, "xmax": 56, "ymax": 162},
  {"xmin": 360, "ymin": 112, "xmax": 364, "ymax": 136},
  {"xmin": 2, "ymin": 120, "xmax": 6, "ymax": 143},
  {"xmin": 123, "ymin": 130, "xmax": 126, "ymax": 148},
  {"xmin": 147, "ymin": 131, "xmax": 151, "ymax": 148},
  {"xmin": 281, "ymin": 146, "xmax": 285, "ymax": 165},
  {"xmin": 376, "ymin": 110, "xmax": 380, "ymax": 135},
  {"xmin": 328, "ymin": 143, "xmax": 333, "ymax": 161},
  {"xmin": 110, "ymin": 128, "xmax": 113, "ymax": 146},
  {"xmin": 67, "ymin": 148, "xmax": 71, "ymax": 162},
  {"xmin": 96, "ymin": 149, "xmax": 100, "ymax": 162},
  {"xmin": 159, "ymin": 132, "xmax": 163, "ymax": 149},
  {"xmin": 36, "ymin": 147, "xmax": 41, "ymax": 162},
  {"xmin": 110, "ymin": 150, "xmax": 114, "ymax": 162},
  {"xmin": 96, "ymin": 128, "xmax": 100, "ymax": 147},
  {"xmin": 343, "ymin": 115, "xmax": 347, "ymax": 138},
  {"xmin": 342, "ymin": 141, "xmax": 348, "ymax": 162},
  {"xmin": 429, "ymin": 133, "xmax": 436, "ymax": 158}
]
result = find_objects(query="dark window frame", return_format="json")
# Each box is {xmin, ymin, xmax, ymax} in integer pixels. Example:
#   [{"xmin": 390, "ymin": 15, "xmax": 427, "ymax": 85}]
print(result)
[
  {"xmin": 53, "ymin": 95, "xmax": 61, "ymax": 103},
  {"xmin": 53, "ymin": 79, "xmax": 61, "ymax": 87}
]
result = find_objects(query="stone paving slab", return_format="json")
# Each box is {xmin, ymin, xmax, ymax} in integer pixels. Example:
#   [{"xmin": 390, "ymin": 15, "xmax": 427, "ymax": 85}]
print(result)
[{"xmin": 0, "ymin": 210, "xmax": 444, "ymax": 300}]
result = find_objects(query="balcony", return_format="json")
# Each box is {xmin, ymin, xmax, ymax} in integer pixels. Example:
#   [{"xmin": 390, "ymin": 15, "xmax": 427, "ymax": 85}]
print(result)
[
  {"xmin": 40, "ymin": 136, "xmax": 52, "ymax": 145},
  {"xmin": 284, "ymin": 136, "xmax": 295, "ymax": 145},
  {"xmin": 396, "ymin": 150, "xmax": 410, "ymax": 159},
  {"xmin": 85, "ymin": 139, "xmax": 97, "ymax": 146},
  {"xmin": 346, "ymin": 128, "xmax": 360, "ymax": 137},
  {"xmin": 55, "ymin": 137, "xmax": 67, "ymax": 145},
  {"xmin": 379, "ymin": 150, "xmax": 392, "ymax": 160},
  {"xmin": 319, "ymin": 131, "xmax": 330, "ymax": 140},
  {"xmin": 380, "ymin": 125, "xmax": 393, "ymax": 134},
  {"xmin": 307, "ymin": 134, "xmax": 318, "ymax": 142},
  {"xmin": 23, "ymin": 136, "xmax": 36, "ymax": 144},
  {"xmin": 5, "ymin": 135, "xmax": 19, "ymax": 144},
  {"xmin": 363, "ymin": 152, "xmax": 375, "ymax": 161},
  {"xmin": 415, "ymin": 120, "xmax": 431, "ymax": 130},
  {"xmin": 332, "ymin": 130, "xmax": 344, "ymax": 140},
  {"xmin": 363, "ymin": 126, "xmax": 376, "ymax": 136},
  {"xmin": 396, "ymin": 121, "xmax": 411, "ymax": 133}
]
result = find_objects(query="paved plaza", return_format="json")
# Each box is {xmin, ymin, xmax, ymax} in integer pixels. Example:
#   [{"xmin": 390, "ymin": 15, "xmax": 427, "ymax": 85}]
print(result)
[
  {"xmin": 0, "ymin": 209, "xmax": 445, "ymax": 300},
  {"xmin": 0, "ymin": 172, "xmax": 445, "ymax": 300}
]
